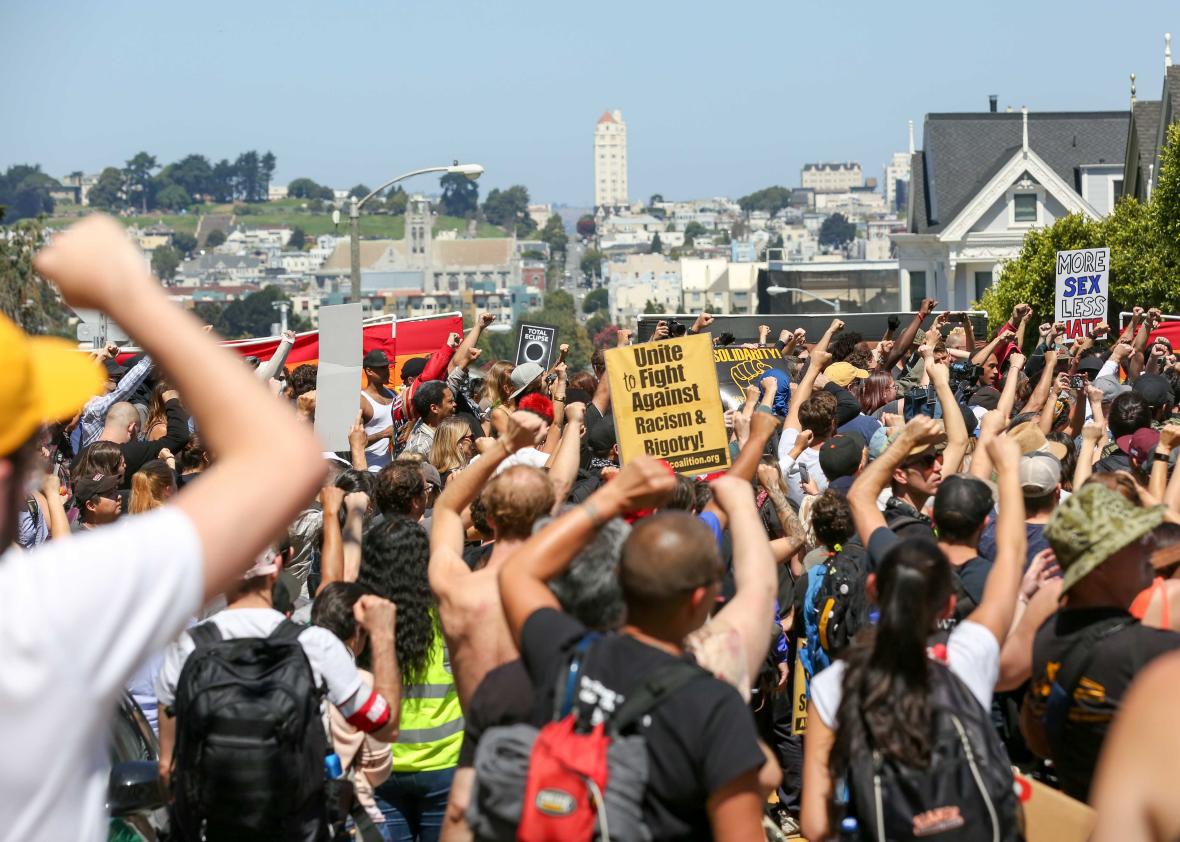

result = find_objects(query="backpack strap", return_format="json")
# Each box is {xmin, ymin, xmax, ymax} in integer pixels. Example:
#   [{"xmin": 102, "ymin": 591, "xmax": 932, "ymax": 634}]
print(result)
[
  {"xmin": 607, "ymin": 660, "xmax": 704, "ymax": 737},
  {"xmin": 188, "ymin": 621, "xmax": 223, "ymax": 649},
  {"xmin": 1043, "ymin": 616, "xmax": 1131, "ymax": 753},
  {"xmin": 553, "ymin": 633, "xmax": 601, "ymax": 721},
  {"xmin": 267, "ymin": 618, "xmax": 307, "ymax": 644}
]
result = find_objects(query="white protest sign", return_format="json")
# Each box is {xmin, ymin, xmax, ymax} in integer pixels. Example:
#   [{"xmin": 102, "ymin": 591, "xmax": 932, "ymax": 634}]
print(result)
[
  {"xmin": 515, "ymin": 322, "xmax": 558, "ymax": 369},
  {"xmin": 314, "ymin": 303, "xmax": 363, "ymax": 452},
  {"xmin": 1055, "ymin": 247, "xmax": 1109, "ymax": 341}
]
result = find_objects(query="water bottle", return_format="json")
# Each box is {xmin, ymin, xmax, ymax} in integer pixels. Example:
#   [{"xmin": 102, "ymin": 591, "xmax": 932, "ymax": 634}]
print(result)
[
  {"xmin": 323, "ymin": 752, "xmax": 343, "ymax": 780},
  {"xmin": 839, "ymin": 815, "xmax": 860, "ymax": 841}
]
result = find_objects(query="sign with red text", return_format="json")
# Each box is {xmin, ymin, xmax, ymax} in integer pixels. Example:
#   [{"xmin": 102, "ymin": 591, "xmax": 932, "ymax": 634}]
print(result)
[
  {"xmin": 1055, "ymin": 247, "xmax": 1109, "ymax": 340},
  {"xmin": 604, "ymin": 333, "xmax": 730, "ymax": 476}
]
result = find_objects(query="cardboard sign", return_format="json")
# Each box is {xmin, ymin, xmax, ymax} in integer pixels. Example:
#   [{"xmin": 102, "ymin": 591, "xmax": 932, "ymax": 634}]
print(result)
[
  {"xmin": 314, "ymin": 303, "xmax": 363, "ymax": 452},
  {"xmin": 1055, "ymin": 247, "xmax": 1109, "ymax": 340},
  {"xmin": 713, "ymin": 346, "xmax": 790, "ymax": 411},
  {"xmin": 515, "ymin": 323, "xmax": 558, "ymax": 369},
  {"xmin": 604, "ymin": 333, "xmax": 730, "ymax": 476},
  {"xmin": 791, "ymin": 643, "xmax": 808, "ymax": 736}
]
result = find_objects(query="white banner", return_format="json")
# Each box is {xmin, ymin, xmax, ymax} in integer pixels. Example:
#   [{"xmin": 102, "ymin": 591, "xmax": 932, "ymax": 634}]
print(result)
[{"xmin": 1055, "ymin": 247, "xmax": 1109, "ymax": 341}]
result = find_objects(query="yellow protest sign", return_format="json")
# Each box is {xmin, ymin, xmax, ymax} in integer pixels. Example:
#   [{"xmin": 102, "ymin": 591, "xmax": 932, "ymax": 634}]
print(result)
[
  {"xmin": 604, "ymin": 333, "xmax": 731, "ymax": 476},
  {"xmin": 792, "ymin": 642, "xmax": 808, "ymax": 735}
]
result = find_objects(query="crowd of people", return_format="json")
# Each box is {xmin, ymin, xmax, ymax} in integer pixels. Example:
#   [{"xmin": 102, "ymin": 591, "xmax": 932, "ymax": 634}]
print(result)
[{"xmin": 6, "ymin": 215, "xmax": 1180, "ymax": 841}]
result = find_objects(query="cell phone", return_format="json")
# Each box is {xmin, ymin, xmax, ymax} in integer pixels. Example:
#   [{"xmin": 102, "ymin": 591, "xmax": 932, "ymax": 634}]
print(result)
[
  {"xmin": 796, "ymin": 463, "xmax": 811, "ymax": 486},
  {"xmin": 1070, "ymin": 374, "xmax": 1087, "ymax": 390},
  {"xmin": 944, "ymin": 313, "xmax": 963, "ymax": 324}
]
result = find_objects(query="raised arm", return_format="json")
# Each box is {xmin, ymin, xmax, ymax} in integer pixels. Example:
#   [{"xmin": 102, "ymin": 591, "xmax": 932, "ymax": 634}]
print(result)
[
  {"xmin": 35, "ymin": 216, "xmax": 325, "ymax": 601},
  {"xmin": 848, "ymin": 415, "xmax": 943, "ymax": 546},
  {"xmin": 1023, "ymin": 347, "xmax": 1058, "ymax": 415},
  {"xmin": 256, "ymin": 330, "xmax": 296, "ymax": 381},
  {"xmin": 784, "ymin": 348, "xmax": 831, "ymax": 432},
  {"xmin": 971, "ymin": 326, "xmax": 1014, "ymax": 367},
  {"xmin": 547, "ymin": 403, "xmax": 585, "ymax": 510},
  {"xmin": 498, "ymin": 456, "xmax": 676, "ymax": 645},
  {"xmin": 428, "ymin": 412, "xmax": 545, "ymax": 590},
  {"xmin": 969, "ymin": 410, "xmax": 1005, "ymax": 481},
  {"xmin": 883, "ymin": 298, "xmax": 936, "ymax": 370},
  {"xmin": 341, "ymin": 492, "xmax": 368, "ymax": 583},
  {"xmin": 965, "ymin": 436, "xmax": 1026, "ymax": 643},
  {"xmin": 928, "ymin": 359, "xmax": 968, "ymax": 476},
  {"xmin": 450, "ymin": 313, "xmax": 495, "ymax": 373},
  {"xmin": 316, "ymin": 488, "xmax": 344, "ymax": 596},
  {"xmin": 995, "ymin": 351, "xmax": 1026, "ymax": 423}
]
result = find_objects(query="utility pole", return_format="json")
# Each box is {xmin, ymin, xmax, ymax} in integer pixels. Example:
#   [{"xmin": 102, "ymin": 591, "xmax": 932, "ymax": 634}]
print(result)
[{"xmin": 272, "ymin": 300, "xmax": 289, "ymax": 333}]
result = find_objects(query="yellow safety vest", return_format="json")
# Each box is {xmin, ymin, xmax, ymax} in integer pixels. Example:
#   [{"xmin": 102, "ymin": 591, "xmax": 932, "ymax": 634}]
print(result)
[{"xmin": 390, "ymin": 622, "xmax": 463, "ymax": 771}]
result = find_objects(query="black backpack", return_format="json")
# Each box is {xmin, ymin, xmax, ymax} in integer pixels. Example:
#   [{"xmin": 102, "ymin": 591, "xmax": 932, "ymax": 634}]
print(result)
[
  {"xmin": 810, "ymin": 539, "xmax": 871, "ymax": 662},
  {"xmin": 844, "ymin": 663, "xmax": 1023, "ymax": 841},
  {"xmin": 170, "ymin": 619, "xmax": 328, "ymax": 842}
]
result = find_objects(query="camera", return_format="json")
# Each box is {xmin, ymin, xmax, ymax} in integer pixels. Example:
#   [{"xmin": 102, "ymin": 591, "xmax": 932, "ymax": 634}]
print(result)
[
  {"xmin": 667, "ymin": 321, "xmax": 687, "ymax": 338},
  {"xmin": 949, "ymin": 360, "xmax": 982, "ymax": 384}
]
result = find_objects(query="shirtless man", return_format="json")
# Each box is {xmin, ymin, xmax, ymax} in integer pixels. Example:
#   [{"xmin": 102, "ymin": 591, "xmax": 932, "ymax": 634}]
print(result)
[
  {"xmin": 360, "ymin": 350, "xmax": 395, "ymax": 469},
  {"xmin": 428, "ymin": 410, "xmax": 552, "ymax": 705}
]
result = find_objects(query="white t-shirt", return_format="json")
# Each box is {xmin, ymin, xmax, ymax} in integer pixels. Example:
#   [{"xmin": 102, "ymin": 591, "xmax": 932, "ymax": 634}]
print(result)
[
  {"xmin": 0, "ymin": 506, "xmax": 204, "ymax": 842},
  {"xmin": 810, "ymin": 620, "xmax": 1000, "ymax": 728},
  {"xmin": 155, "ymin": 607, "xmax": 379, "ymax": 724},
  {"xmin": 469, "ymin": 446, "xmax": 550, "ymax": 476},
  {"xmin": 777, "ymin": 427, "xmax": 829, "ymax": 503}
]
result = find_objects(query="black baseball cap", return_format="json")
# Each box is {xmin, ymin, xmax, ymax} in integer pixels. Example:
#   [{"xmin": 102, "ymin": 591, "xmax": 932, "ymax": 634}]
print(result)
[
  {"xmin": 1133, "ymin": 374, "xmax": 1173, "ymax": 409},
  {"xmin": 818, "ymin": 432, "xmax": 866, "ymax": 480},
  {"xmin": 401, "ymin": 357, "xmax": 427, "ymax": 380},
  {"xmin": 363, "ymin": 349, "xmax": 390, "ymax": 369},
  {"xmin": 933, "ymin": 474, "xmax": 994, "ymax": 536},
  {"xmin": 1077, "ymin": 355, "xmax": 1104, "ymax": 375},
  {"xmin": 74, "ymin": 473, "xmax": 121, "ymax": 504},
  {"xmin": 969, "ymin": 385, "xmax": 1001, "ymax": 410}
]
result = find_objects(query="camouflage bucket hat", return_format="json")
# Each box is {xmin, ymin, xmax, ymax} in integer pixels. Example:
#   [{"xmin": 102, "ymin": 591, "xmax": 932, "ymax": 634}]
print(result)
[{"xmin": 1045, "ymin": 484, "xmax": 1164, "ymax": 594}]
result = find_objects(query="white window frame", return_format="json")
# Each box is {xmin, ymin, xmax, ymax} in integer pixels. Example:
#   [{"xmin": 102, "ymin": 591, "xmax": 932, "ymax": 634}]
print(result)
[{"xmin": 1007, "ymin": 183, "xmax": 1043, "ymax": 228}]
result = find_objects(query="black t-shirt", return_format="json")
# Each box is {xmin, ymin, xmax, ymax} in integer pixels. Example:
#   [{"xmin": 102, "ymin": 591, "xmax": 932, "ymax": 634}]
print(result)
[
  {"xmin": 459, "ymin": 659, "xmax": 535, "ymax": 768},
  {"xmin": 955, "ymin": 556, "xmax": 992, "ymax": 605},
  {"xmin": 520, "ymin": 608, "xmax": 765, "ymax": 841},
  {"xmin": 1027, "ymin": 607, "xmax": 1180, "ymax": 801}
]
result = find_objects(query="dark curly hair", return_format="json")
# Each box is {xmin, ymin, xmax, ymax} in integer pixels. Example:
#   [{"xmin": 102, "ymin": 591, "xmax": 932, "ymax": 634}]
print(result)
[
  {"xmin": 828, "ymin": 331, "xmax": 863, "ymax": 363},
  {"xmin": 372, "ymin": 461, "xmax": 425, "ymax": 518},
  {"xmin": 357, "ymin": 517, "xmax": 436, "ymax": 687},
  {"xmin": 810, "ymin": 489, "xmax": 854, "ymax": 550},
  {"xmin": 288, "ymin": 364, "xmax": 318, "ymax": 398}
]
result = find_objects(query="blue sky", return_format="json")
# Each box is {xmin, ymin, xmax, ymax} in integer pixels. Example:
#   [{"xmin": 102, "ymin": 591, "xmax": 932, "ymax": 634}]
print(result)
[{"xmin": 2, "ymin": 1, "xmax": 1175, "ymax": 206}]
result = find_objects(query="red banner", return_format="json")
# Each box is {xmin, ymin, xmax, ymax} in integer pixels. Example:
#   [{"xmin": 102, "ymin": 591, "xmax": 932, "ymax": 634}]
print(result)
[{"xmin": 118, "ymin": 313, "xmax": 464, "ymax": 384}]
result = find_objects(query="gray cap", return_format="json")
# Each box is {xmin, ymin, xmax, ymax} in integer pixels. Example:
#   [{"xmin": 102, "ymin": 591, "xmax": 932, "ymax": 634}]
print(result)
[
  {"xmin": 509, "ymin": 362, "xmax": 545, "ymax": 401},
  {"xmin": 1094, "ymin": 375, "xmax": 1130, "ymax": 402}
]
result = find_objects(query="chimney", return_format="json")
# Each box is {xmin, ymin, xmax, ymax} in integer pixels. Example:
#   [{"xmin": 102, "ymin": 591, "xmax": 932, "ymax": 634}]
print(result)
[{"xmin": 989, "ymin": 94, "xmax": 998, "ymax": 113}]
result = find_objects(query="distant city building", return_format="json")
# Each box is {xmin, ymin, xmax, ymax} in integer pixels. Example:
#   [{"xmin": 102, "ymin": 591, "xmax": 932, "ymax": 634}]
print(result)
[
  {"xmin": 268, "ymin": 184, "xmax": 289, "ymax": 201},
  {"xmin": 883, "ymin": 121, "xmax": 916, "ymax": 214},
  {"xmin": 606, "ymin": 254, "xmax": 682, "ymax": 325},
  {"xmin": 801, "ymin": 162, "xmax": 863, "ymax": 193},
  {"xmin": 594, "ymin": 110, "xmax": 629, "ymax": 209}
]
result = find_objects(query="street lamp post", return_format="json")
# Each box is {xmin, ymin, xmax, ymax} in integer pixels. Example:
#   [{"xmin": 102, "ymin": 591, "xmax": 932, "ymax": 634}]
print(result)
[
  {"xmin": 345, "ymin": 161, "xmax": 484, "ymax": 302},
  {"xmin": 765, "ymin": 286, "xmax": 842, "ymax": 313}
]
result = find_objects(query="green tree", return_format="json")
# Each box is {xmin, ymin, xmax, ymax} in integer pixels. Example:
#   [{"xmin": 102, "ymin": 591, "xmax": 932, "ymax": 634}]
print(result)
[
  {"xmin": 539, "ymin": 214, "xmax": 568, "ymax": 256},
  {"xmin": 575, "ymin": 214, "xmax": 596, "ymax": 239},
  {"xmin": 583, "ymin": 287, "xmax": 609, "ymax": 313},
  {"xmin": 683, "ymin": 221, "xmax": 707, "ymax": 246},
  {"xmin": 349, "ymin": 184, "xmax": 372, "ymax": 200},
  {"xmin": 650, "ymin": 232, "xmax": 663, "ymax": 254},
  {"xmin": 737, "ymin": 185, "xmax": 792, "ymax": 216},
  {"xmin": 260, "ymin": 151, "xmax": 277, "ymax": 199},
  {"xmin": 580, "ymin": 249, "xmax": 604, "ymax": 279},
  {"xmin": 214, "ymin": 286, "xmax": 308, "ymax": 339},
  {"xmin": 819, "ymin": 212, "xmax": 856, "ymax": 247},
  {"xmin": 287, "ymin": 178, "xmax": 323, "ymax": 200},
  {"xmin": 205, "ymin": 229, "xmax": 227, "ymax": 248},
  {"xmin": 155, "ymin": 183, "xmax": 191, "ymax": 211},
  {"xmin": 482, "ymin": 185, "xmax": 533, "ymax": 235},
  {"xmin": 438, "ymin": 172, "xmax": 479, "ymax": 218},
  {"xmin": 643, "ymin": 299, "xmax": 663, "ymax": 314},
  {"xmin": 151, "ymin": 245, "xmax": 181, "ymax": 281},
  {"xmin": 163, "ymin": 154, "xmax": 213, "ymax": 199},
  {"xmin": 124, "ymin": 152, "xmax": 158, "ymax": 213},
  {"xmin": 234, "ymin": 151, "xmax": 262, "ymax": 202},
  {"xmin": 0, "ymin": 165, "xmax": 57, "ymax": 222},
  {"xmin": 649, "ymin": 193, "xmax": 664, "ymax": 206},
  {"xmin": 288, "ymin": 226, "xmax": 306, "ymax": 251},
  {"xmin": 0, "ymin": 218, "xmax": 72, "ymax": 335},
  {"xmin": 211, "ymin": 159, "xmax": 236, "ymax": 202},
  {"xmin": 87, "ymin": 167, "xmax": 125, "ymax": 210},
  {"xmin": 385, "ymin": 186, "xmax": 408, "ymax": 215},
  {"xmin": 172, "ymin": 232, "xmax": 198, "ymax": 255}
]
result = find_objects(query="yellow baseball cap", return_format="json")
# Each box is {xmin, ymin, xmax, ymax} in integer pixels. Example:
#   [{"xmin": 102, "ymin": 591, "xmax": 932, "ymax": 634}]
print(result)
[
  {"xmin": 0, "ymin": 312, "xmax": 105, "ymax": 457},
  {"xmin": 826, "ymin": 361, "xmax": 870, "ymax": 388}
]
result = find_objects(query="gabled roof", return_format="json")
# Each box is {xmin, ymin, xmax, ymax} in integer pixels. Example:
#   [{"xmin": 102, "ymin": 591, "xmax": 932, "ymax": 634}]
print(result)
[
  {"xmin": 910, "ymin": 111, "xmax": 1127, "ymax": 234},
  {"xmin": 597, "ymin": 110, "xmax": 617, "ymax": 125}
]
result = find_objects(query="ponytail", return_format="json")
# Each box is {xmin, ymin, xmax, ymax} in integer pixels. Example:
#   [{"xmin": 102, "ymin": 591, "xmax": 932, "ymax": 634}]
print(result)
[
  {"xmin": 128, "ymin": 459, "xmax": 177, "ymax": 514},
  {"xmin": 830, "ymin": 540, "xmax": 953, "ymax": 779}
]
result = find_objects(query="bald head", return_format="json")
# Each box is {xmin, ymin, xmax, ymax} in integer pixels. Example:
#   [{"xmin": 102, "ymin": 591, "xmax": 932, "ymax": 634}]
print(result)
[
  {"xmin": 620, "ymin": 512, "xmax": 721, "ymax": 616},
  {"xmin": 102, "ymin": 402, "xmax": 140, "ymax": 443},
  {"xmin": 482, "ymin": 466, "xmax": 555, "ymax": 541}
]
